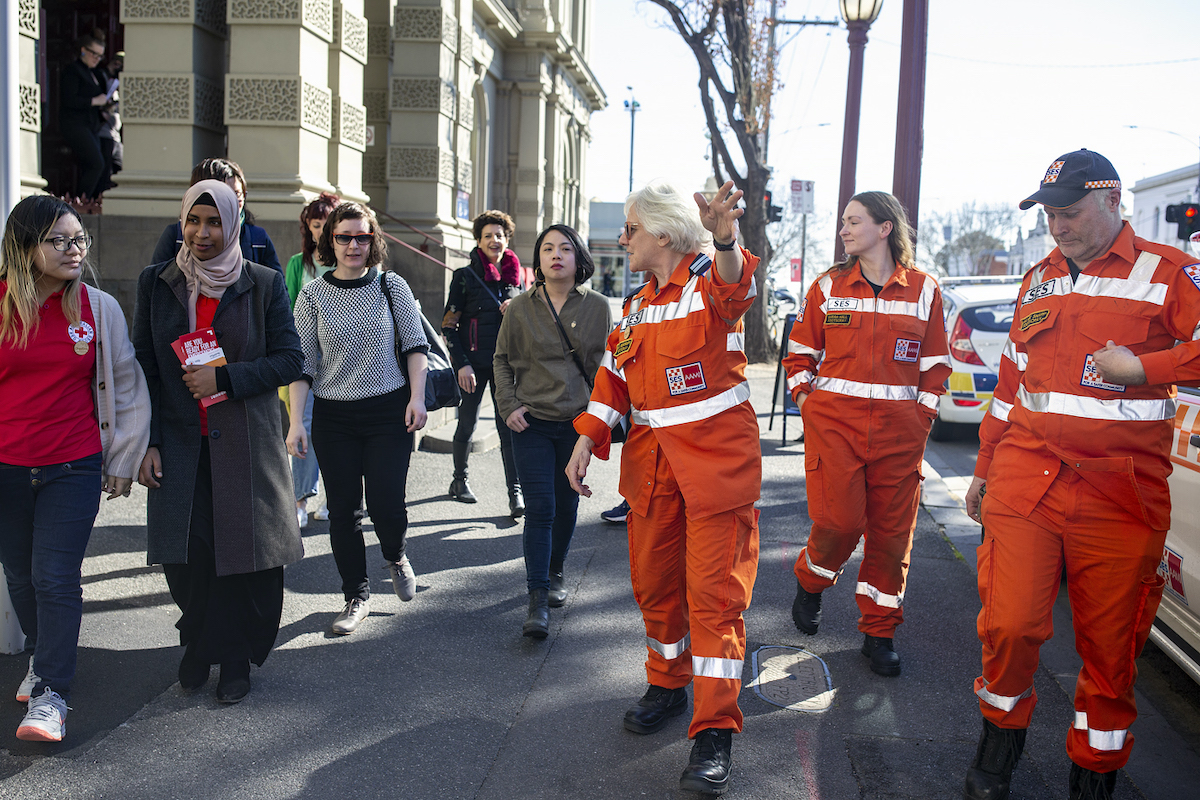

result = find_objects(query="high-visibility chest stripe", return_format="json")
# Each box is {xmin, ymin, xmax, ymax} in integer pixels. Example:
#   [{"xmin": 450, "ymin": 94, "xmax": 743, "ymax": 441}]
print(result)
[
  {"xmin": 1017, "ymin": 386, "xmax": 1177, "ymax": 422},
  {"xmin": 918, "ymin": 391, "xmax": 939, "ymax": 411},
  {"xmin": 1073, "ymin": 712, "xmax": 1128, "ymax": 752},
  {"xmin": 990, "ymin": 396, "xmax": 1013, "ymax": 422},
  {"xmin": 789, "ymin": 341, "xmax": 822, "ymax": 358},
  {"xmin": 1073, "ymin": 275, "xmax": 1168, "ymax": 306},
  {"xmin": 631, "ymin": 381, "xmax": 751, "ymax": 428},
  {"xmin": 1128, "ymin": 251, "xmax": 1163, "ymax": 282},
  {"xmin": 692, "ymin": 655, "xmax": 744, "ymax": 681},
  {"xmin": 647, "ymin": 633, "xmax": 690, "ymax": 660},
  {"xmin": 787, "ymin": 372, "xmax": 813, "ymax": 391},
  {"xmin": 585, "ymin": 400, "xmax": 625, "ymax": 429},
  {"xmin": 856, "ymin": 581, "xmax": 903, "ymax": 609},
  {"xmin": 818, "ymin": 297, "xmax": 930, "ymax": 321},
  {"xmin": 727, "ymin": 331, "xmax": 745, "ymax": 351},
  {"xmin": 812, "ymin": 376, "xmax": 918, "ymax": 402},
  {"xmin": 623, "ymin": 275, "xmax": 705, "ymax": 327},
  {"xmin": 804, "ymin": 548, "xmax": 839, "ymax": 581},
  {"xmin": 920, "ymin": 354, "xmax": 951, "ymax": 372},
  {"xmin": 599, "ymin": 351, "xmax": 627, "ymax": 382},
  {"xmin": 976, "ymin": 680, "xmax": 1033, "ymax": 712}
]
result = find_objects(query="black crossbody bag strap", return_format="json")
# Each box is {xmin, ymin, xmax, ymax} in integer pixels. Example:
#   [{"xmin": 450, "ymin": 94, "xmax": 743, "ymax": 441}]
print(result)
[
  {"xmin": 380, "ymin": 273, "xmax": 407, "ymax": 377},
  {"xmin": 461, "ymin": 263, "xmax": 505, "ymax": 308},
  {"xmin": 541, "ymin": 284, "xmax": 592, "ymax": 391}
]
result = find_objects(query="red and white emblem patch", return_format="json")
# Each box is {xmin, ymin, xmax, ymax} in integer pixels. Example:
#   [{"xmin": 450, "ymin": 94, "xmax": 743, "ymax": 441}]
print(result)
[
  {"xmin": 1043, "ymin": 160, "xmax": 1065, "ymax": 184},
  {"xmin": 666, "ymin": 362, "xmax": 706, "ymax": 396},
  {"xmin": 893, "ymin": 338, "xmax": 920, "ymax": 362}
]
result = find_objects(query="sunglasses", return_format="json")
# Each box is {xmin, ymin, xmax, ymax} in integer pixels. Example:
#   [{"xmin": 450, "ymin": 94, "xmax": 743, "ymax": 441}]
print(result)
[
  {"xmin": 46, "ymin": 234, "xmax": 93, "ymax": 252},
  {"xmin": 622, "ymin": 223, "xmax": 639, "ymax": 239},
  {"xmin": 333, "ymin": 233, "xmax": 373, "ymax": 246}
]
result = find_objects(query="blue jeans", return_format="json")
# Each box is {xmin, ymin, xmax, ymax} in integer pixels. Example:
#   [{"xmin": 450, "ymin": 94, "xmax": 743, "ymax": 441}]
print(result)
[
  {"xmin": 291, "ymin": 390, "xmax": 320, "ymax": 501},
  {"xmin": 0, "ymin": 452, "xmax": 103, "ymax": 701},
  {"xmin": 511, "ymin": 416, "xmax": 579, "ymax": 593}
]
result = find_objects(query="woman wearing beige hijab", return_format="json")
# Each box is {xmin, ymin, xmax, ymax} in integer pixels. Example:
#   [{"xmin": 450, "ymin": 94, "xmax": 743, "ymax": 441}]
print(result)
[{"xmin": 133, "ymin": 180, "xmax": 303, "ymax": 705}]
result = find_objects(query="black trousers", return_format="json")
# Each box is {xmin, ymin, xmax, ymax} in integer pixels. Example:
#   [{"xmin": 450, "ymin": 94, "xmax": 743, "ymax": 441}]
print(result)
[
  {"xmin": 60, "ymin": 123, "xmax": 112, "ymax": 199},
  {"xmin": 311, "ymin": 388, "xmax": 414, "ymax": 601},
  {"xmin": 163, "ymin": 440, "xmax": 284, "ymax": 667},
  {"xmin": 452, "ymin": 363, "xmax": 518, "ymax": 488}
]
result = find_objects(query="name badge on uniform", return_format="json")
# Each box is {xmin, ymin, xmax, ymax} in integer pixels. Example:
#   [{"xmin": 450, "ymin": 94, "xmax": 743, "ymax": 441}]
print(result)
[
  {"xmin": 68, "ymin": 321, "xmax": 95, "ymax": 356},
  {"xmin": 666, "ymin": 362, "xmax": 706, "ymax": 396},
  {"xmin": 621, "ymin": 310, "xmax": 644, "ymax": 332},
  {"xmin": 1019, "ymin": 309, "xmax": 1050, "ymax": 331},
  {"xmin": 1021, "ymin": 281, "xmax": 1055, "ymax": 305},
  {"xmin": 828, "ymin": 297, "xmax": 860, "ymax": 311},
  {"xmin": 894, "ymin": 338, "xmax": 921, "ymax": 362},
  {"xmin": 615, "ymin": 338, "xmax": 633, "ymax": 357},
  {"xmin": 825, "ymin": 312, "xmax": 852, "ymax": 326},
  {"xmin": 1081, "ymin": 354, "xmax": 1126, "ymax": 393}
]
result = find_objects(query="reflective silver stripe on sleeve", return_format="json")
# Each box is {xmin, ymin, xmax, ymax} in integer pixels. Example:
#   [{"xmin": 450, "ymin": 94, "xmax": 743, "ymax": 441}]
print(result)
[
  {"xmin": 1017, "ymin": 386, "xmax": 1177, "ymax": 421},
  {"xmin": 856, "ymin": 581, "xmax": 903, "ymax": 609},
  {"xmin": 585, "ymin": 401, "xmax": 624, "ymax": 428},
  {"xmin": 727, "ymin": 331, "xmax": 745, "ymax": 351},
  {"xmin": 599, "ymin": 351, "xmax": 627, "ymax": 382},
  {"xmin": 918, "ymin": 275, "xmax": 937, "ymax": 322},
  {"xmin": 917, "ymin": 391, "xmax": 939, "ymax": 411},
  {"xmin": 692, "ymin": 655, "xmax": 744, "ymax": 681},
  {"xmin": 804, "ymin": 548, "xmax": 838, "ymax": 581},
  {"xmin": 787, "ymin": 371, "xmax": 813, "ymax": 391},
  {"xmin": 789, "ymin": 341, "xmax": 822, "ymax": 358},
  {"xmin": 647, "ymin": 633, "xmax": 690, "ymax": 660},
  {"xmin": 1128, "ymin": 251, "xmax": 1163, "ymax": 282},
  {"xmin": 919, "ymin": 354, "xmax": 951, "ymax": 371},
  {"xmin": 989, "ymin": 396, "xmax": 1013, "ymax": 422},
  {"xmin": 1072, "ymin": 274, "xmax": 1168, "ymax": 306},
  {"xmin": 816, "ymin": 275, "xmax": 834, "ymax": 312},
  {"xmin": 976, "ymin": 680, "xmax": 1033, "ymax": 712},
  {"xmin": 1002, "ymin": 338, "xmax": 1027, "ymax": 372},
  {"xmin": 1074, "ymin": 712, "xmax": 1128, "ymax": 752},
  {"xmin": 811, "ymin": 376, "xmax": 918, "ymax": 401},
  {"xmin": 630, "ymin": 381, "xmax": 752, "ymax": 428},
  {"xmin": 1193, "ymin": 320, "xmax": 1200, "ymax": 342},
  {"xmin": 743, "ymin": 275, "xmax": 758, "ymax": 302}
]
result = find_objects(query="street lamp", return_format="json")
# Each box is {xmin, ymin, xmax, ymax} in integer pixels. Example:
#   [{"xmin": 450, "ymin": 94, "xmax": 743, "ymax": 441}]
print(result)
[
  {"xmin": 1124, "ymin": 125, "xmax": 1200, "ymax": 202},
  {"xmin": 624, "ymin": 87, "xmax": 640, "ymax": 194},
  {"xmin": 835, "ymin": 0, "xmax": 884, "ymax": 260}
]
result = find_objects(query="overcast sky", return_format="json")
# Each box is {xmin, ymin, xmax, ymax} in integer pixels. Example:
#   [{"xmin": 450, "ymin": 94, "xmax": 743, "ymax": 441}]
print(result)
[{"xmin": 585, "ymin": 0, "xmax": 1200, "ymax": 237}]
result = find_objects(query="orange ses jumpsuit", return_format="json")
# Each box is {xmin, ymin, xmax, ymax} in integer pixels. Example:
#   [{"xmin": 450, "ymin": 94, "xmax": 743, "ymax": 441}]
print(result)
[
  {"xmin": 974, "ymin": 223, "xmax": 1200, "ymax": 773},
  {"xmin": 783, "ymin": 263, "xmax": 951, "ymax": 637},
  {"xmin": 574, "ymin": 250, "xmax": 762, "ymax": 738}
]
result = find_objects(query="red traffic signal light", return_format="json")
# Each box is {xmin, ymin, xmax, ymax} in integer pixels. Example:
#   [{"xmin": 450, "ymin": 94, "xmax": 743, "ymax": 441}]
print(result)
[{"xmin": 1166, "ymin": 203, "xmax": 1200, "ymax": 240}]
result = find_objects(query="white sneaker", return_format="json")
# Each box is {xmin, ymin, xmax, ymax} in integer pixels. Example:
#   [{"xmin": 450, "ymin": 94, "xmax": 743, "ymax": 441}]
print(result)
[
  {"xmin": 388, "ymin": 555, "xmax": 417, "ymax": 601},
  {"xmin": 312, "ymin": 503, "xmax": 329, "ymax": 521},
  {"xmin": 16, "ymin": 688, "xmax": 67, "ymax": 742},
  {"xmin": 297, "ymin": 506, "xmax": 309, "ymax": 529},
  {"xmin": 15, "ymin": 656, "xmax": 37, "ymax": 703}
]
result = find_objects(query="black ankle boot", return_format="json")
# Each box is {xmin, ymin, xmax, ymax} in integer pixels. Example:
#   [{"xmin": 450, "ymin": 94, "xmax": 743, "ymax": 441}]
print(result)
[
  {"xmin": 1068, "ymin": 763, "xmax": 1117, "ymax": 800},
  {"xmin": 679, "ymin": 728, "xmax": 733, "ymax": 794},
  {"xmin": 964, "ymin": 719, "xmax": 1027, "ymax": 800},
  {"xmin": 508, "ymin": 485, "xmax": 525, "ymax": 518},
  {"xmin": 622, "ymin": 684, "xmax": 687, "ymax": 734},
  {"xmin": 547, "ymin": 562, "xmax": 567, "ymax": 607},
  {"xmin": 861, "ymin": 634, "xmax": 902, "ymax": 677},
  {"xmin": 792, "ymin": 580, "xmax": 822, "ymax": 635},
  {"xmin": 522, "ymin": 589, "xmax": 549, "ymax": 639},
  {"xmin": 450, "ymin": 442, "xmax": 477, "ymax": 503},
  {"xmin": 178, "ymin": 646, "xmax": 210, "ymax": 691},
  {"xmin": 216, "ymin": 660, "xmax": 251, "ymax": 704}
]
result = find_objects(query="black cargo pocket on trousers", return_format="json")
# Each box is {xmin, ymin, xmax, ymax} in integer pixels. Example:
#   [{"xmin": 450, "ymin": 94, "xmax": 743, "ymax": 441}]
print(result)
[{"xmin": 1131, "ymin": 571, "xmax": 1166, "ymax": 665}]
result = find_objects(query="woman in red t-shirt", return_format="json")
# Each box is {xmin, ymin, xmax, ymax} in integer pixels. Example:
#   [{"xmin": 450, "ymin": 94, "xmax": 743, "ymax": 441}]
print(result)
[{"xmin": 0, "ymin": 195, "xmax": 149, "ymax": 743}]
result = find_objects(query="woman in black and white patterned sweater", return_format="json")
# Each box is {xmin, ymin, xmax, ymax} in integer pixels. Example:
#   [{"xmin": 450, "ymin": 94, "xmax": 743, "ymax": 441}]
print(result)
[{"xmin": 285, "ymin": 202, "xmax": 428, "ymax": 636}]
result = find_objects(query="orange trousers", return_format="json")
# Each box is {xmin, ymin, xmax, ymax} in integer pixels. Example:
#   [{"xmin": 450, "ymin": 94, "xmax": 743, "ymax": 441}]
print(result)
[
  {"xmin": 795, "ymin": 409, "xmax": 924, "ymax": 637},
  {"xmin": 976, "ymin": 463, "xmax": 1167, "ymax": 772},
  {"xmin": 627, "ymin": 452, "xmax": 759, "ymax": 738}
]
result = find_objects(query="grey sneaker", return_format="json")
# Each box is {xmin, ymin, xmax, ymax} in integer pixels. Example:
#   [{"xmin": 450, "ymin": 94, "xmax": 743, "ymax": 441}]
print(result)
[
  {"xmin": 330, "ymin": 598, "xmax": 370, "ymax": 635},
  {"xmin": 388, "ymin": 555, "xmax": 417, "ymax": 601},
  {"xmin": 15, "ymin": 656, "xmax": 37, "ymax": 703},
  {"xmin": 16, "ymin": 688, "xmax": 68, "ymax": 742}
]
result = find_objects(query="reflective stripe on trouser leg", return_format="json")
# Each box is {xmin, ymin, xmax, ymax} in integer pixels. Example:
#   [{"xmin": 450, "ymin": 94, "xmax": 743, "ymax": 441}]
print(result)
[
  {"xmin": 627, "ymin": 458, "xmax": 692, "ymax": 689},
  {"xmin": 855, "ymin": 448, "xmax": 923, "ymax": 637},
  {"xmin": 1059, "ymin": 471, "xmax": 1167, "ymax": 772},
  {"xmin": 685, "ymin": 504, "xmax": 759, "ymax": 737}
]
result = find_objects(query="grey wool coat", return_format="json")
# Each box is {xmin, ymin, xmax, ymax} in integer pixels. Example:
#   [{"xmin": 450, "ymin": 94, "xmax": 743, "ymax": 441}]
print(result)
[{"xmin": 132, "ymin": 259, "xmax": 304, "ymax": 576}]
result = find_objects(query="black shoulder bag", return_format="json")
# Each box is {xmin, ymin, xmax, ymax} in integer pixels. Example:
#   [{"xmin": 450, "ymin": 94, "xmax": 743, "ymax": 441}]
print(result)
[{"xmin": 381, "ymin": 273, "xmax": 461, "ymax": 412}]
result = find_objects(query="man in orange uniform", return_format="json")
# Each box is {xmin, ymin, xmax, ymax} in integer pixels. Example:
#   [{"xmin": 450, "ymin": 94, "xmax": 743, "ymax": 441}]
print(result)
[
  {"xmin": 962, "ymin": 149, "xmax": 1200, "ymax": 800},
  {"xmin": 567, "ymin": 179, "xmax": 760, "ymax": 796},
  {"xmin": 783, "ymin": 191, "xmax": 951, "ymax": 677}
]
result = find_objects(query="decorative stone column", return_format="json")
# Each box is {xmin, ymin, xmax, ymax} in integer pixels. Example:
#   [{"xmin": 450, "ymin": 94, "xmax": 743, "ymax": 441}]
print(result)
[
  {"xmin": 509, "ymin": 66, "xmax": 551, "ymax": 256},
  {"xmin": 104, "ymin": 0, "xmax": 228, "ymax": 217},
  {"xmin": 361, "ymin": 0, "xmax": 393, "ymax": 207},
  {"xmin": 329, "ymin": 0, "xmax": 369, "ymax": 202},
  {"xmin": 16, "ymin": 0, "xmax": 45, "ymax": 195},
  {"xmin": 224, "ymin": 0, "xmax": 336, "ymax": 221}
]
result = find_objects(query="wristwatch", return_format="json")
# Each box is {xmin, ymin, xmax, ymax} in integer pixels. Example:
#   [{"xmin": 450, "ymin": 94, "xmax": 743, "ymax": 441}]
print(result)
[{"xmin": 713, "ymin": 238, "xmax": 737, "ymax": 251}]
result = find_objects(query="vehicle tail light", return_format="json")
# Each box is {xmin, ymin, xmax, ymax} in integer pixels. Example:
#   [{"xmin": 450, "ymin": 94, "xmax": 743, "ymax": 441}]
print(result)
[
  {"xmin": 952, "ymin": 398, "xmax": 984, "ymax": 407},
  {"xmin": 949, "ymin": 317, "xmax": 986, "ymax": 366}
]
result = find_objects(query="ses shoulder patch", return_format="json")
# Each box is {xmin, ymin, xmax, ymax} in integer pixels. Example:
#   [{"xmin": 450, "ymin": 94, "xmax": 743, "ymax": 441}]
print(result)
[
  {"xmin": 1183, "ymin": 263, "xmax": 1200, "ymax": 292},
  {"xmin": 825, "ymin": 312, "xmax": 852, "ymax": 326},
  {"xmin": 1019, "ymin": 309, "xmax": 1050, "ymax": 331}
]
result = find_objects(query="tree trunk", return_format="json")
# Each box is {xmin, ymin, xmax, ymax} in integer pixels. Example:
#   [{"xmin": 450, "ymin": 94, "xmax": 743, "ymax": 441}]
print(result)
[{"xmin": 741, "ymin": 175, "xmax": 775, "ymax": 364}]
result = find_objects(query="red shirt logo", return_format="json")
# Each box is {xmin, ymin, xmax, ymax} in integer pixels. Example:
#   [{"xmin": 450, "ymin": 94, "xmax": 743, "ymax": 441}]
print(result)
[
  {"xmin": 666, "ymin": 362, "xmax": 707, "ymax": 396},
  {"xmin": 893, "ymin": 338, "xmax": 921, "ymax": 363}
]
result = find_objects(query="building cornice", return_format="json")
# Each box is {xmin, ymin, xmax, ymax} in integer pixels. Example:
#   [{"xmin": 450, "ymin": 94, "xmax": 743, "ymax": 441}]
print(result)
[{"xmin": 474, "ymin": 0, "xmax": 521, "ymax": 44}]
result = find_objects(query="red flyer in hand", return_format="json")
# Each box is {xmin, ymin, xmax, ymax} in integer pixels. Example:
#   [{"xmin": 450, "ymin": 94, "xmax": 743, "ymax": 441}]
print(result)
[{"xmin": 171, "ymin": 328, "xmax": 229, "ymax": 408}]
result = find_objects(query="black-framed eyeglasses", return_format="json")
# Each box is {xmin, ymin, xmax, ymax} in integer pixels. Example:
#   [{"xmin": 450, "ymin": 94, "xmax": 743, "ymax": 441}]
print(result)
[
  {"xmin": 84, "ymin": 47, "xmax": 104, "ymax": 58},
  {"xmin": 45, "ymin": 234, "xmax": 93, "ymax": 252},
  {"xmin": 333, "ymin": 233, "xmax": 373, "ymax": 246},
  {"xmin": 622, "ymin": 223, "xmax": 639, "ymax": 239}
]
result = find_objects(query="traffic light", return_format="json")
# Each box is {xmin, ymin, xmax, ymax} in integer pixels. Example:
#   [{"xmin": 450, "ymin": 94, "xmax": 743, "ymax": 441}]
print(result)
[
  {"xmin": 1166, "ymin": 203, "xmax": 1200, "ymax": 241},
  {"xmin": 765, "ymin": 190, "xmax": 783, "ymax": 223}
]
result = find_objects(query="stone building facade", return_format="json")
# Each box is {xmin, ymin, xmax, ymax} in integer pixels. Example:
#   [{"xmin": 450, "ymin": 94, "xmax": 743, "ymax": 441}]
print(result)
[{"xmin": 16, "ymin": 0, "xmax": 604, "ymax": 318}]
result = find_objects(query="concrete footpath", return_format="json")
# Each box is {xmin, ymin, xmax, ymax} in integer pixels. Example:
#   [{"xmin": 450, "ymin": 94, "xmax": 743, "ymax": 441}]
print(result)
[{"xmin": 0, "ymin": 363, "xmax": 1195, "ymax": 798}]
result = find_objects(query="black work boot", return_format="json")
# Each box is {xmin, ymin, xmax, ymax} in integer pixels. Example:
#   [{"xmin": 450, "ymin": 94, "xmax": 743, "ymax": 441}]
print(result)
[
  {"xmin": 508, "ymin": 484, "xmax": 525, "ymax": 518},
  {"xmin": 792, "ymin": 580, "xmax": 822, "ymax": 635},
  {"xmin": 963, "ymin": 719, "xmax": 1027, "ymax": 800},
  {"xmin": 622, "ymin": 684, "xmax": 687, "ymax": 734},
  {"xmin": 1068, "ymin": 763, "xmax": 1117, "ymax": 800},
  {"xmin": 547, "ymin": 561, "xmax": 567, "ymax": 607},
  {"xmin": 449, "ymin": 441, "xmax": 477, "ymax": 503},
  {"xmin": 679, "ymin": 727, "xmax": 733, "ymax": 795},
  {"xmin": 861, "ymin": 634, "xmax": 902, "ymax": 677},
  {"xmin": 521, "ymin": 589, "xmax": 549, "ymax": 639}
]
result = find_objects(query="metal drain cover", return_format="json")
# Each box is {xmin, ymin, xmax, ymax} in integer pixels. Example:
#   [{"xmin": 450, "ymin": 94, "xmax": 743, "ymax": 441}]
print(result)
[{"xmin": 750, "ymin": 645, "xmax": 835, "ymax": 713}]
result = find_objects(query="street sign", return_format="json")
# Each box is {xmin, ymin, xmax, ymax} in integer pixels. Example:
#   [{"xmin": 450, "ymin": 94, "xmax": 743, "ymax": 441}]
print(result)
[
  {"xmin": 365, "ymin": 125, "xmax": 375, "ymax": 148},
  {"xmin": 791, "ymin": 179, "xmax": 814, "ymax": 215},
  {"xmin": 791, "ymin": 257, "xmax": 803, "ymax": 282}
]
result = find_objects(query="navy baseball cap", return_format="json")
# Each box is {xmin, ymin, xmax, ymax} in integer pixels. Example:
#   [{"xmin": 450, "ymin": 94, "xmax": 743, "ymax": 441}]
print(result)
[{"xmin": 1019, "ymin": 149, "xmax": 1121, "ymax": 210}]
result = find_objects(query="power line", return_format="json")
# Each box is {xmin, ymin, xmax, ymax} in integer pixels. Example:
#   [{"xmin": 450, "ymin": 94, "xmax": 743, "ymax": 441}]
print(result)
[{"xmin": 872, "ymin": 38, "xmax": 1200, "ymax": 69}]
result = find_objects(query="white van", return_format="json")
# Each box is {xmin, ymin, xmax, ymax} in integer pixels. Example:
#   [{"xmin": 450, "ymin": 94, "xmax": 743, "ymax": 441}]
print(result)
[{"xmin": 1157, "ymin": 386, "xmax": 1200, "ymax": 684}]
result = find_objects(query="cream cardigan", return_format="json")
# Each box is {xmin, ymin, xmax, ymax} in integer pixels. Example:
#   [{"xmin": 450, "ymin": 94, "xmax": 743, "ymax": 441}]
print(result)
[{"xmin": 83, "ymin": 283, "xmax": 151, "ymax": 481}]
